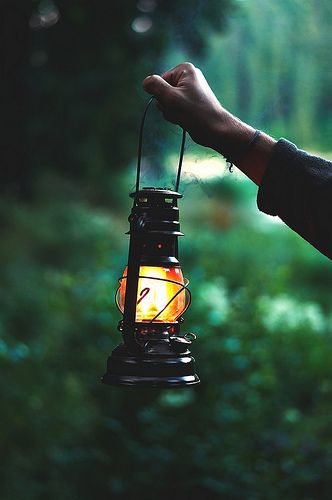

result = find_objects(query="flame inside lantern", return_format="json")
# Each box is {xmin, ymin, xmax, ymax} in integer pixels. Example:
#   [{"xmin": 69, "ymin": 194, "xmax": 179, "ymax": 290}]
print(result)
[{"xmin": 117, "ymin": 265, "xmax": 188, "ymax": 323}]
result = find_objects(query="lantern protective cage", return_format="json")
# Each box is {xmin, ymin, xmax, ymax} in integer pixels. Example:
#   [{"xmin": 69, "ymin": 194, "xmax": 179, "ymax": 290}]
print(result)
[
  {"xmin": 101, "ymin": 97, "xmax": 200, "ymax": 388},
  {"xmin": 115, "ymin": 269, "xmax": 191, "ymax": 323}
]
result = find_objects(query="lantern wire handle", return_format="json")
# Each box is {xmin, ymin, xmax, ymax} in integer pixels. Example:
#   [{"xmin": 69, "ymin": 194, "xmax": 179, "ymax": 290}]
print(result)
[
  {"xmin": 136, "ymin": 96, "xmax": 186, "ymax": 194},
  {"xmin": 175, "ymin": 128, "xmax": 186, "ymax": 192}
]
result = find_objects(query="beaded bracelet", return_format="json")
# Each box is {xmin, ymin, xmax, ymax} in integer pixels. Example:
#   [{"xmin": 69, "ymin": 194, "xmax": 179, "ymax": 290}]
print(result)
[{"xmin": 225, "ymin": 129, "xmax": 261, "ymax": 172}]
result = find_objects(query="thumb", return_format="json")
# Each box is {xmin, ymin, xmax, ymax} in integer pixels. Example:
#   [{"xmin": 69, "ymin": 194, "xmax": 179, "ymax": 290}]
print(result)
[{"xmin": 142, "ymin": 74, "xmax": 173, "ymax": 100}]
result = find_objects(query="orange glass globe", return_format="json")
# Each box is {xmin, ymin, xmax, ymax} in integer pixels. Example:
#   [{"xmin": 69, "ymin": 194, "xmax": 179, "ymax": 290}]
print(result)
[{"xmin": 118, "ymin": 265, "xmax": 187, "ymax": 323}]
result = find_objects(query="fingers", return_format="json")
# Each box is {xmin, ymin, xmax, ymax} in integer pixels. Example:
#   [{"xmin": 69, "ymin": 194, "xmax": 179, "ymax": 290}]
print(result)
[
  {"xmin": 161, "ymin": 62, "xmax": 197, "ymax": 86},
  {"xmin": 143, "ymin": 62, "xmax": 197, "ymax": 97},
  {"xmin": 142, "ymin": 74, "xmax": 173, "ymax": 100}
]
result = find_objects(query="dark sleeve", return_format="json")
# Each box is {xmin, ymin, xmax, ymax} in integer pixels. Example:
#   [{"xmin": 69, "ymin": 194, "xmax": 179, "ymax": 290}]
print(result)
[{"xmin": 257, "ymin": 139, "xmax": 332, "ymax": 260}]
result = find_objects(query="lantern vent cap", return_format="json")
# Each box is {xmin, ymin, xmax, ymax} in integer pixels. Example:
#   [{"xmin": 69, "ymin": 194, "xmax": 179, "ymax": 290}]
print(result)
[{"xmin": 130, "ymin": 187, "xmax": 183, "ymax": 200}]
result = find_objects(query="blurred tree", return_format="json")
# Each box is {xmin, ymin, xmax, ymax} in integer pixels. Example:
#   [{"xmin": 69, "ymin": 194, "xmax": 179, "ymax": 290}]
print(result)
[
  {"xmin": 204, "ymin": 0, "xmax": 332, "ymax": 151},
  {"xmin": 0, "ymin": 0, "xmax": 31, "ymax": 197},
  {"xmin": 3, "ymin": 3, "xmax": 332, "ymax": 500},
  {"xmin": 0, "ymin": 0, "xmax": 234, "ymax": 201}
]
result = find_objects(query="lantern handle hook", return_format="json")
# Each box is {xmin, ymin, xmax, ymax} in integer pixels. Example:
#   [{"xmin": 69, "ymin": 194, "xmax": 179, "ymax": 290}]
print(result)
[{"xmin": 135, "ymin": 96, "xmax": 186, "ymax": 194}]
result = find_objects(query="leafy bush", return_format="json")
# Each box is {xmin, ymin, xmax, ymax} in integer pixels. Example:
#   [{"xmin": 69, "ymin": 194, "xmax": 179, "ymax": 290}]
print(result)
[{"xmin": 1, "ymin": 177, "xmax": 332, "ymax": 500}]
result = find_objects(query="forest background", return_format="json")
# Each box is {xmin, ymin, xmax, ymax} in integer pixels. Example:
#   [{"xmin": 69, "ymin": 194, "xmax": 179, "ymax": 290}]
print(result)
[{"xmin": 1, "ymin": 1, "xmax": 332, "ymax": 499}]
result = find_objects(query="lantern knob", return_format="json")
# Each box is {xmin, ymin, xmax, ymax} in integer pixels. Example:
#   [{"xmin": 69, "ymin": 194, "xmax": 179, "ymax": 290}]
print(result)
[
  {"xmin": 169, "ymin": 336, "xmax": 192, "ymax": 354},
  {"xmin": 169, "ymin": 333, "xmax": 196, "ymax": 353}
]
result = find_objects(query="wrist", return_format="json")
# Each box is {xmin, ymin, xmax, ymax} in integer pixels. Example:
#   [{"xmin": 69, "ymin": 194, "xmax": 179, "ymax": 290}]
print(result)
[
  {"xmin": 208, "ymin": 111, "xmax": 255, "ymax": 156},
  {"xmin": 206, "ymin": 110, "xmax": 277, "ymax": 185}
]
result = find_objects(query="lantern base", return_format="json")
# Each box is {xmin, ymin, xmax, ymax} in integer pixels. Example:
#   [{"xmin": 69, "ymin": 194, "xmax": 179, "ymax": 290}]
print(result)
[{"xmin": 102, "ymin": 340, "xmax": 200, "ymax": 388}]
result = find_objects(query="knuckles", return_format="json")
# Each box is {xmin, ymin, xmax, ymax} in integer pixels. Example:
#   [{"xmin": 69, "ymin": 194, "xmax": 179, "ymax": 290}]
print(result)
[{"xmin": 181, "ymin": 62, "xmax": 196, "ymax": 73}]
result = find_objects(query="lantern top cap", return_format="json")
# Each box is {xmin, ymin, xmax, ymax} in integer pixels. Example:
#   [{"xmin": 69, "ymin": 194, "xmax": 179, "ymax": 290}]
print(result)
[{"xmin": 130, "ymin": 187, "xmax": 183, "ymax": 199}]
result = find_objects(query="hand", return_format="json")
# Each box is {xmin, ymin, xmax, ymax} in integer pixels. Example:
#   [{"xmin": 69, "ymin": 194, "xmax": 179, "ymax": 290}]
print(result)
[
  {"xmin": 143, "ymin": 62, "xmax": 276, "ymax": 186},
  {"xmin": 142, "ymin": 62, "xmax": 230, "ymax": 149}
]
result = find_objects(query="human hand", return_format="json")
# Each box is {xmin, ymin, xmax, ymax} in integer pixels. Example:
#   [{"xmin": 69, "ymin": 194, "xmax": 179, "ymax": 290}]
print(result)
[
  {"xmin": 142, "ymin": 62, "xmax": 232, "ymax": 150},
  {"xmin": 143, "ymin": 62, "xmax": 275, "ymax": 186}
]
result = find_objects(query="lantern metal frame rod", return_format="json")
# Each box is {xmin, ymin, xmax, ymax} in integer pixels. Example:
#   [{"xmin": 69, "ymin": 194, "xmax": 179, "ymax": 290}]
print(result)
[{"xmin": 121, "ymin": 228, "xmax": 143, "ymax": 353}]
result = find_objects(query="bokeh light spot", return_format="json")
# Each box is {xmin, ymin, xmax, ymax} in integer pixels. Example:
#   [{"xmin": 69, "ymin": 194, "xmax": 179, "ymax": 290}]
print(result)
[
  {"xmin": 131, "ymin": 16, "xmax": 153, "ymax": 34},
  {"xmin": 29, "ymin": 0, "xmax": 60, "ymax": 30}
]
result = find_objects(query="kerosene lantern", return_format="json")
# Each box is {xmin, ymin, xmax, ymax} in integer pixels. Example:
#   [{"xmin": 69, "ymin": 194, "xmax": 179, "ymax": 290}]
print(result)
[{"xmin": 102, "ymin": 97, "xmax": 200, "ymax": 387}]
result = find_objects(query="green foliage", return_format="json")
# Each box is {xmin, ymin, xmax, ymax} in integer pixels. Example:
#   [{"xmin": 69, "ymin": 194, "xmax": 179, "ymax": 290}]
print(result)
[{"xmin": 1, "ymin": 181, "xmax": 332, "ymax": 499}]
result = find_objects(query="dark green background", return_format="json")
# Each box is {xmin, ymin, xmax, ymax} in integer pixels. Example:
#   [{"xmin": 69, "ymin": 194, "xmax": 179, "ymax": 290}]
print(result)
[{"xmin": 1, "ymin": 1, "xmax": 332, "ymax": 499}]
